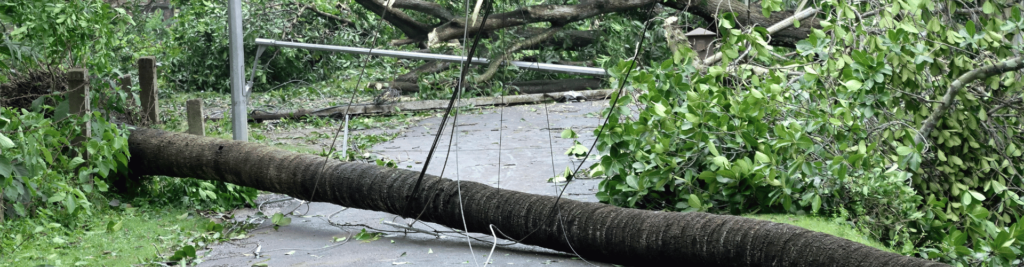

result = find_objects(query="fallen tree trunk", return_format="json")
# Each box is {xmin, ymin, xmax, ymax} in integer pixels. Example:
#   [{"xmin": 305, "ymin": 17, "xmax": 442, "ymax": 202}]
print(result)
[
  {"xmin": 127, "ymin": 128, "xmax": 947, "ymax": 267},
  {"xmin": 213, "ymin": 89, "xmax": 613, "ymax": 121}
]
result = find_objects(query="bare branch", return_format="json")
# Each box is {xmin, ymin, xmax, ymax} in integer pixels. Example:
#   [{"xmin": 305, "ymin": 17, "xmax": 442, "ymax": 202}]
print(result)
[
  {"xmin": 426, "ymin": 0, "xmax": 657, "ymax": 46},
  {"xmin": 916, "ymin": 57, "xmax": 1024, "ymax": 144},
  {"xmin": 662, "ymin": 0, "xmax": 822, "ymax": 47},
  {"xmin": 476, "ymin": 25, "xmax": 563, "ymax": 83},
  {"xmin": 354, "ymin": 0, "xmax": 432, "ymax": 39},
  {"xmin": 702, "ymin": 8, "xmax": 819, "ymax": 66}
]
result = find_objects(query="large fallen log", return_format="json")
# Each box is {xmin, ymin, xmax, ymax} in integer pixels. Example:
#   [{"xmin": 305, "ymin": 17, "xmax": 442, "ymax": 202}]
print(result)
[{"xmin": 127, "ymin": 128, "xmax": 948, "ymax": 267}]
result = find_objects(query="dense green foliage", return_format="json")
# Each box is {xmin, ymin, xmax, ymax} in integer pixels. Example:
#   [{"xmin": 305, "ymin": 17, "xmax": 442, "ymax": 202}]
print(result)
[
  {"xmin": 164, "ymin": 0, "xmax": 400, "ymax": 93},
  {"xmin": 591, "ymin": 1, "xmax": 1024, "ymax": 265},
  {"xmin": 0, "ymin": 1, "xmax": 257, "ymax": 263},
  {"xmin": 4, "ymin": 0, "xmax": 1024, "ymax": 265}
]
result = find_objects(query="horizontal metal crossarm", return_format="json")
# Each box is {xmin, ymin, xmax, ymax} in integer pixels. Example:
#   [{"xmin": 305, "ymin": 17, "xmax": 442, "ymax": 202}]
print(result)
[{"xmin": 254, "ymin": 38, "xmax": 608, "ymax": 76}]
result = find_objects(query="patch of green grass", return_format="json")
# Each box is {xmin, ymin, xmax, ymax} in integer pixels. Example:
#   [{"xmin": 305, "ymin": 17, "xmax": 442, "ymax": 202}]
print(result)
[
  {"xmin": 744, "ymin": 214, "xmax": 892, "ymax": 252},
  {"xmin": 1, "ymin": 205, "xmax": 209, "ymax": 266}
]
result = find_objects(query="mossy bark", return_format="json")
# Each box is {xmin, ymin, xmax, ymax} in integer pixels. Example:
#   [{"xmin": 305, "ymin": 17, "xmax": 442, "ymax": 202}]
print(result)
[{"xmin": 127, "ymin": 128, "xmax": 947, "ymax": 267}]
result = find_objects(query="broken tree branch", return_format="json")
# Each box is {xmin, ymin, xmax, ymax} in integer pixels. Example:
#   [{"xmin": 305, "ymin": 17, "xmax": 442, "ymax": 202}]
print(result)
[
  {"xmin": 476, "ymin": 25, "xmax": 564, "ymax": 83},
  {"xmin": 212, "ymin": 89, "xmax": 613, "ymax": 121},
  {"xmin": 426, "ymin": 0, "xmax": 655, "ymax": 46},
  {"xmin": 915, "ymin": 56, "xmax": 1024, "ymax": 145},
  {"xmin": 354, "ymin": 0, "xmax": 432, "ymax": 39},
  {"xmin": 662, "ymin": 0, "xmax": 821, "ymax": 47},
  {"xmin": 701, "ymin": 8, "xmax": 819, "ymax": 66}
]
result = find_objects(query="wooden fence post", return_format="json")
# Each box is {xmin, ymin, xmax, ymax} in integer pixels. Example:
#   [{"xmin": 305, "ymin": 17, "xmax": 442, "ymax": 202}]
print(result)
[
  {"xmin": 67, "ymin": 68, "xmax": 90, "ymax": 158},
  {"xmin": 138, "ymin": 57, "xmax": 159, "ymax": 124},
  {"xmin": 187, "ymin": 99, "xmax": 205, "ymax": 136},
  {"xmin": 120, "ymin": 74, "xmax": 135, "ymax": 106}
]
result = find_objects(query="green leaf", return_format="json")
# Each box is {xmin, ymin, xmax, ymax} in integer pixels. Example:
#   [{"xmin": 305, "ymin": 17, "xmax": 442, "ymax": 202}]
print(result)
[
  {"xmin": 844, "ymin": 80, "xmax": 863, "ymax": 91},
  {"xmin": 354, "ymin": 228, "xmax": 383, "ymax": 241},
  {"xmin": 811, "ymin": 194, "xmax": 821, "ymax": 214},
  {"xmin": 0, "ymin": 155, "xmax": 12, "ymax": 178},
  {"xmin": 685, "ymin": 113, "xmax": 700, "ymax": 123},
  {"xmin": 686, "ymin": 91, "xmax": 699, "ymax": 100},
  {"xmin": 896, "ymin": 146, "xmax": 914, "ymax": 156},
  {"xmin": 560, "ymin": 129, "xmax": 577, "ymax": 139},
  {"xmin": 952, "ymin": 231, "xmax": 968, "ymax": 246},
  {"xmin": 754, "ymin": 151, "xmax": 770, "ymax": 163},
  {"xmin": 0, "ymin": 133, "xmax": 13, "ymax": 149},
  {"xmin": 652, "ymin": 103, "xmax": 667, "ymax": 116},
  {"xmin": 68, "ymin": 157, "xmax": 85, "ymax": 169},
  {"xmin": 48, "ymin": 193, "xmax": 66, "ymax": 203},
  {"xmin": 182, "ymin": 245, "xmax": 197, "ymax": 258},
  {"xmin": 708, "ymin": 66, "xmax": 725, "ymax": 77},
  {"xmin": 708, "ymin": 141, "xmax": 720, "ymax": 157},
  {"xmin": 983, "ymin": 0, "xmax": 996, "ymax": 14},
  {"xmin": 626, "ymin": 175, "xmax": 640, "ymax": 189},
  {"xmin": 992, "ymin": 180, "xmax": 1007, "ymax": 193},
  {"xmin": 106, "ymin": 220, "xmax": 123, "ymax": 232},
  {"xmin": 750, "ymin": 89, "xmax": 764, "ymax": 99},
  {"xmin": 688, "ymin": 194, "xmax": 702, "ymax": 209},
  {"xmin": 53, "ymin": 100, "xmax": 70, "ymax": 121},
  {"xmin": 712, "ymin": 156, "xmax": 730, "ymax": 168},
  {"xmin": 950, "ymin": 155, "xmax": 964, "ymax": 166},
  {"xmin": 968, "ymin": 190, "xmax": 986, "ymax": 201}
]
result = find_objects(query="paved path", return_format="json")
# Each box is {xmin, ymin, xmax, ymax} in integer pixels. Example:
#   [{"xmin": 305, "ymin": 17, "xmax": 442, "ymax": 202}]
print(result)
[{"xmin": 199, "ymin": 101, "xmax": 615, "ymax": 266}]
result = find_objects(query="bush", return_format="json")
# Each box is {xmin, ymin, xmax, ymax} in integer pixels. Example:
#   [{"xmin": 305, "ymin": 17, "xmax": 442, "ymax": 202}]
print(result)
[
  {"xmin": 591, "ymin": 4, "xmax": 1024, "ymax": 265},
  {"xmin": 164, "ymin": 0, "xmax": 377, "ymax": 93}
]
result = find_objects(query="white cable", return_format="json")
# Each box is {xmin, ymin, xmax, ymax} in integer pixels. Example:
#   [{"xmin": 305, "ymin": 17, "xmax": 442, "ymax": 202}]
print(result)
[
  {"xmin": 484, "ymin": 224, "xmax": 498, "ymax": 265},
  {"xmin": 455, "ymin": 0, "xmax": 480, "ymax": 265},
  {"xmin": 453, "ymin": 89, "xmax": 480, "ymax": 266}
]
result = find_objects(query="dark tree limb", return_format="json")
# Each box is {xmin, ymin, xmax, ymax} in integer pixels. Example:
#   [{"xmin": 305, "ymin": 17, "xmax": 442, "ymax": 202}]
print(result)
[
  {"xmin": 395, "ymin": 61, "xmax": 455, "ymax": 83},
  {"xmin": 127, "ymin": 128, "xmax": 949, "ymax": 267},
  {"xmin": 915, "ymin": 56, "xmax": 1024, "ymax": 145},
  {"xmin": 368, "ymin": 81, "xmax": 420, "ymax": 93},
  {"xmin": 353, "ymin": 0, "xmax": 432, "ymax": 39},
  {"xmin": 407, "ymin": 0, "xmax": 822, "ymax": 47},
  {"xmin": 513, "ymin": 28, "xmax": 600, "ymax": 51},
  {"xmin": 662, "ymin": 0, "xmax": 820, "ymax": 47},
  {"xmin": 426, "ymin": 0, "xmax": 656, "ymax": 46},
  {"xmin": 508, "ymin": 79, "xmax": 603, "ymax": 94}
]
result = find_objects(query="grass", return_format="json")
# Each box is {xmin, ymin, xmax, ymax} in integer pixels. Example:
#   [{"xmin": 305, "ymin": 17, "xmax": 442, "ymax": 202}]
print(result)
[
  {"xmin": 0, "ymin": 205, "xmax": 210, "ymax": 266},
  {"xmin": 744, "ymin": 214, "xmax": 893, "ymax": 252}
]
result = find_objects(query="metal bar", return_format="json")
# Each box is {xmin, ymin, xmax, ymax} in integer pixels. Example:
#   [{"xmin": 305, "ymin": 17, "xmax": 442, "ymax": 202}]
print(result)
[
  {"xmin": 255, "ymin": 38, "xmax": 607, "ymax": 76},
  {"xmin": 229, "ymin": 0, "xmax": 247, "ymax": 141}
]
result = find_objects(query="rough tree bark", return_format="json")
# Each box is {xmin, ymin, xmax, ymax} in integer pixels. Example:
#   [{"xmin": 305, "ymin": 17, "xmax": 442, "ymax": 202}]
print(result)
[{"xmin": 127, "ymin": 128, "xmax": 947, "ymax": 267}]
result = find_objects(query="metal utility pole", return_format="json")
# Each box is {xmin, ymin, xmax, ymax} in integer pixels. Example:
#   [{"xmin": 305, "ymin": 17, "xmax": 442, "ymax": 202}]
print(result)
[{"xmin": 228, "ymin": 0, "xmax": 247, "ymax": 141}]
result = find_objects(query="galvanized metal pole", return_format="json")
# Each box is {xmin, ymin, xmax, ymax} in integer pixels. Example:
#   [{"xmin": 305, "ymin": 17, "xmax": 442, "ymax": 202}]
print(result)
[
  {"xmin": 254, "ymin": 38, "xmax": 607, "ymax": 76},
  {"xmin": 228, "ymin": 0, "xmax": 247, "ymax": 141}
]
